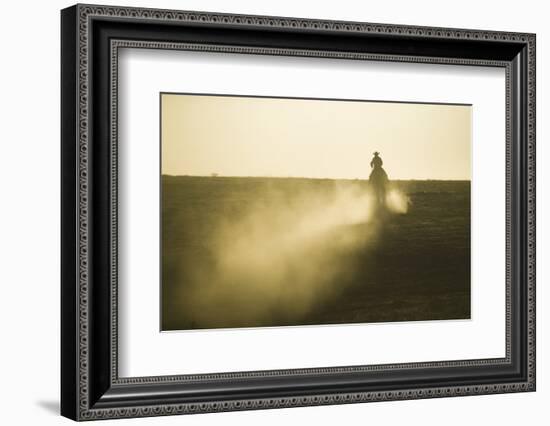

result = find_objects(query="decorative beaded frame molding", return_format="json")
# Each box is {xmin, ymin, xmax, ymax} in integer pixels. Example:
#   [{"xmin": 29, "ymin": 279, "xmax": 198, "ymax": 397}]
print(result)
[{"xmin": 62, "ymin": 3, "xmax": 536, "ymax": 421}]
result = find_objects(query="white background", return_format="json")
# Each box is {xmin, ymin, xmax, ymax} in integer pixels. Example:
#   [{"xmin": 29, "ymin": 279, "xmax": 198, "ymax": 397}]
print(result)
[
  {"xmin": 0, "ymin": 0, "xmax": 547, "ymax": 425},
  {"xmin": 119, "ymin": 50, "xmax": 505, "ymax": 376}
]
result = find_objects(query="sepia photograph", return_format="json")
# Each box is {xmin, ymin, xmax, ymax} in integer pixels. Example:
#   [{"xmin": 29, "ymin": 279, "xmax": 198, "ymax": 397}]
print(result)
[{"xmin": 160, "ymin": 93, "xmax": 472, "ymax": 331}]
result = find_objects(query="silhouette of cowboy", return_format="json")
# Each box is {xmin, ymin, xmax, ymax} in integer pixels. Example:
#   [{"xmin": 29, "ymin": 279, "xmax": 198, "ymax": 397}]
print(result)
[{"xmin": 369, "ymin": 151, "xmax": 389, "ymax": 207}]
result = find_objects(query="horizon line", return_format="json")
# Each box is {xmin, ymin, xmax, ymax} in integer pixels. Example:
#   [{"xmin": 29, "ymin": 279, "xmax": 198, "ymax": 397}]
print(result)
[{"xmin": 162, "ymin": 174, "xmax": 471, "ymax": 181}]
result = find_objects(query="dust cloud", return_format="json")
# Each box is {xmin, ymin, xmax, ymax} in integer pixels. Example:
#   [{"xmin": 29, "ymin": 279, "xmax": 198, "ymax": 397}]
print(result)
[{"xmin": 174, "ymin": 181, "xmax": 410, "ymax": 329}]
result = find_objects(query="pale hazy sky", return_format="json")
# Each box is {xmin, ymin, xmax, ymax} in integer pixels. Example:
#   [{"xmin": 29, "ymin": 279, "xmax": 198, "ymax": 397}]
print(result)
[{"xmin": 161, "ymin": 93, "xmax": 471, "ymax": 180}]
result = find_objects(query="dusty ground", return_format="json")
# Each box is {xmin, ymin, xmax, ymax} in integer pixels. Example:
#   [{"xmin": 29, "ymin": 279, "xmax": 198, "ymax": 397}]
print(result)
[{"xmin": 161, "ymin": 176, "xmax": 470, "ymax": 330}]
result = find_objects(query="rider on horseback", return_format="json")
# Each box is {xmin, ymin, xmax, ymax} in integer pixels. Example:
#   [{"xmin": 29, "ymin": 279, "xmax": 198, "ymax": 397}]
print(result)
[
  {"xmin": 370, "ymin": 151, "xmax": 383, "ymax": 169},
  {"xmin": 369, "ymin": 152, "xmax": 389, "ymax": 207}
]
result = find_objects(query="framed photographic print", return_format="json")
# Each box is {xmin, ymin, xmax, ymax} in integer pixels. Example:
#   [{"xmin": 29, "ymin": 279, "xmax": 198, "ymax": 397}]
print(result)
[{"xmin": 61, "ymin": 4, "xmax": 536, "ymax": 421}]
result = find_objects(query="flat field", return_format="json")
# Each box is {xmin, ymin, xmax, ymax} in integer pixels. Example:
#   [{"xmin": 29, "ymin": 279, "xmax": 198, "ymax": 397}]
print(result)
[{"xmin": 161, "ymin": 176, "xmax": 470, "ymax": 331}]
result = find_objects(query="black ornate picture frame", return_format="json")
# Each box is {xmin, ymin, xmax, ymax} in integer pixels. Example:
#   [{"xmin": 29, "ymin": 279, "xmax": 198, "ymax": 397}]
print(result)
[{"xmin": 61, "ymin": 4, "xmax": 536, "ymax": 421}]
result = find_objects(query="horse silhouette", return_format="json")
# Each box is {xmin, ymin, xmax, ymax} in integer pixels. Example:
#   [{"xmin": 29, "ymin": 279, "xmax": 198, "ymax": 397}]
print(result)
[{"xmin": 369, "ymin": 152, "xmax": 389, "ymax": 208}]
